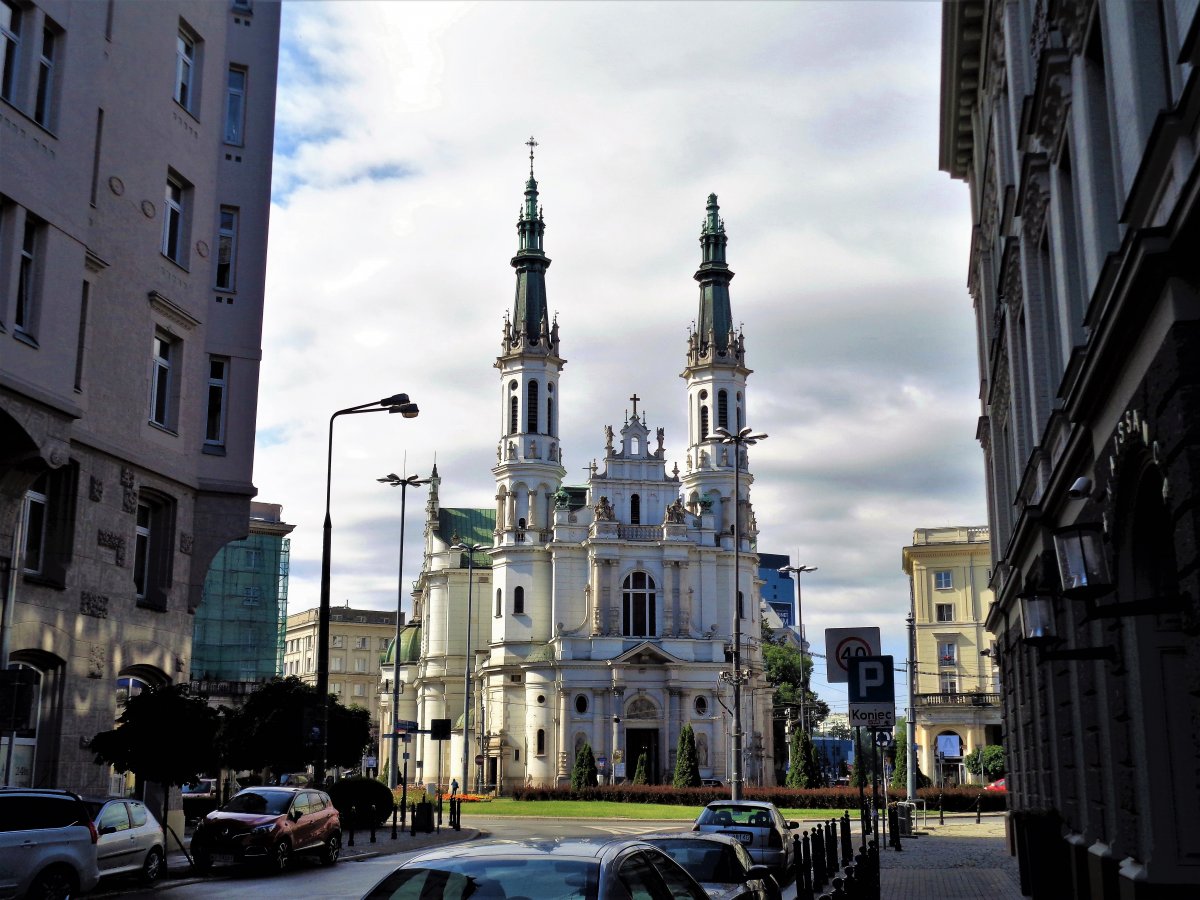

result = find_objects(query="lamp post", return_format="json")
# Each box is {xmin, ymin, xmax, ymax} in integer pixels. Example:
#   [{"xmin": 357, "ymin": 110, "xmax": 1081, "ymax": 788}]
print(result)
[
  {"xmin": 377, "ymin": 473, "xmax": 429, "ymax": 834},
  {"xmin": 450, "ymin": 541, "xmax": 484, "ymax": 798},
  {"xmin": 906, "ymin": 608, "xmax": 917, "ymax": 801},
  {"xmin": 316, "ymin": 393, "xmax": 419, "ymax": 786},
  {"xmin": 777, "ymin": 564, "xmax": 817, "ymax": 736},
  {"xmin": 716, "ymin": 425, "xmax": 767, "ymax": 801}
]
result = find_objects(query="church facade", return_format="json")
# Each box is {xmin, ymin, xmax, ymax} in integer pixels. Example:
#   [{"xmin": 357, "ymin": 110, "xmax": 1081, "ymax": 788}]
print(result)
[{"xmin": 386, "ymin": 163, "xmax": 775, "ymax": 792}]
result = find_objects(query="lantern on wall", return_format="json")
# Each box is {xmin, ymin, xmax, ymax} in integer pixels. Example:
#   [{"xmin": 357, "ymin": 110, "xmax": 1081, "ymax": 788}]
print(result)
[
  {"xmin": 1018, "ymin": 591, "xmax": 1060, "ymax": 648},
  {"xmin": 1053, "ymin": 524, "xmax": 1112, "ymax": 599}
]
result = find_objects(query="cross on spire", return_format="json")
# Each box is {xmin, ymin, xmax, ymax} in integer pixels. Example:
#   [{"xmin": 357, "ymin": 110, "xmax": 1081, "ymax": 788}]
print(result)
[
  {"xmin": 526, "ymin": 136, "xmax": 538, "ymax": 175},
  {"xmin": 629, "ymin": 393, "xmax": 641, "ymax": 417}
]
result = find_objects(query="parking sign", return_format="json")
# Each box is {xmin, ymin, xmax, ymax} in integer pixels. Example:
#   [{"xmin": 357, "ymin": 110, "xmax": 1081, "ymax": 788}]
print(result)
[{"xmin": 848, "ymin": 655, "xmax": 895, "ymax": 729}]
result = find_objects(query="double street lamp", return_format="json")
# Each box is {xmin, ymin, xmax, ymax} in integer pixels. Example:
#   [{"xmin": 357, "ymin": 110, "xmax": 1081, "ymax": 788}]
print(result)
[
  {"xmin": 315, "ymin": 393, "xmax": 419, "ymax": 786},
  {"xmin": 777, "ymin": 564, "xmax": 818, "ymax": 736},
  {"xmin": 377, "ymin": 472, "xmax": 429, "ymax": 827},
  {"xmin": 715, "ymin": 425, "xmax": 767, "ymax": 801},
  {"xmin": 450, "ymin": 541, "xmax": 485, "ymax": 796}
]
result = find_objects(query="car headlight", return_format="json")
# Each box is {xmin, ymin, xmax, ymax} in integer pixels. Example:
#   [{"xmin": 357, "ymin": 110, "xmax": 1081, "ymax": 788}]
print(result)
[{"xmin": 251, "ymin": 822, "xmax": 276, "ymax": 835}]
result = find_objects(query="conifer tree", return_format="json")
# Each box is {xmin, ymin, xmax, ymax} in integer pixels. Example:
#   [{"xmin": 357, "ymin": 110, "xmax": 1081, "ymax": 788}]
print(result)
[
  {"xmin": 673, "ymin": 724, "xmax": 702, "ymax": 788},
  {"xmin": 632, "ymin": 752, "xmax": 649, "ymax": 785},
  {"xmin": 570, "ymin": 742, "xmax": 598, "ymax": 791}
]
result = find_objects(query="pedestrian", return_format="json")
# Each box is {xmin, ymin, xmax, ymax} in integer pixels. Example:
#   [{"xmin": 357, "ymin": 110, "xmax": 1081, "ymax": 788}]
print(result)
[{"xmin": 450, "ymin": 778, "xmax": 459, "ymax": 796}]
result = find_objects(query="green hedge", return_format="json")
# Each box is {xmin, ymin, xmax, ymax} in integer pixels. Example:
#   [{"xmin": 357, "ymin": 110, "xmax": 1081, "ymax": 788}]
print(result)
[
  {"xmin": 327, "ymin": 776, "xmax": 396, "ymax": 827},
  {"xmin": 505, "ymin": 783, "xmax": 1007, "ymax": 813}
]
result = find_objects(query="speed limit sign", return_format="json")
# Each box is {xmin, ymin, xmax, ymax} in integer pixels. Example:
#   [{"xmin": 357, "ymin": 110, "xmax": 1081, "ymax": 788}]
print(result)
[{"xmin": 824, "ymin": 627, "xmax": 882, "ymax": 683}]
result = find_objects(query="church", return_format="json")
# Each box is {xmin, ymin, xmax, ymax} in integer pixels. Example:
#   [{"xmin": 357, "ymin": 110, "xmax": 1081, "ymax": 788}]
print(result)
[{"xmin": 384, "ymin": 155, "xmax": 775, "ymax": 791}]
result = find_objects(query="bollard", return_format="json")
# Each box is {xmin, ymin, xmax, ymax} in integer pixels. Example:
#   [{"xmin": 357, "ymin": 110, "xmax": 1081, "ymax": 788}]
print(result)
[
  {"xmin": 842, "ymin": 865, "xmax": 858, "ymax": 900},
  {"xmin": 370, "ymin": 810, "xmax": 377, "ymax": 844},
  {"xmin": 828, "ymin": 875, "xmax": 847, "ymax": 899},
  {"xmin": 840, "ymin": 811, "xmax": 854, "ymax": 866},
  {"xmin": 975, "ymin": 794, "xmax": 982, "ymax": 824},
  {"xmin": 811, "ymin": 825, "xmax": 826, "ymax": 890},
  {"xmin": 801, "ymin": 831, "xmax": 814, "ymax": 900},
  {"xmin": 826, "ymin": 820, "xmax": 838, "ymax": 875},
  {"xmin": 391, "ymin": 801, "xmax": 398, "ymax": 841},
  {"xmin": 454, "ymin": 798, "xmax": 462, "ymax": 831},
  {"xmin": 889, "ymin": 806, "xmax": 902, "ymax": 851},
  {"xmin": 410, "ymin": 802, "xmax": 417, "ymax": 837},
  {"xmin": 347, "ymin": 806, "xmax": 356, "ymax": 848},
  {"xmin": 792, "ymin": 834, "xmax": 803, "ymax": 898},
  {"xmin": 938, "ymin": 792, "xmax": 944, "ymax": 826},
  {"xmin": 867, "ymin": 840, "xmax": 880, "ymax": 900}
]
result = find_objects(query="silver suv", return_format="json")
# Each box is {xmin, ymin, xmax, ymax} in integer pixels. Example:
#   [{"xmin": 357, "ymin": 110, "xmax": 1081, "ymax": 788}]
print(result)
[{"xmin": 0, "ymin": 788, "xmax": 100, "ymax": 900}]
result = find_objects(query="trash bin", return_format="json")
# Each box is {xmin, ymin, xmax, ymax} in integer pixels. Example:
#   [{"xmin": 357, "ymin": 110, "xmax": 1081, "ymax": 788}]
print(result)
[
  {"xmin": 897, "ymin": 803, "xmax": 914, "ymax": 836},
  {"xmin": 414, "ymin": 800, "xmax": 435, "ymax": 833}
]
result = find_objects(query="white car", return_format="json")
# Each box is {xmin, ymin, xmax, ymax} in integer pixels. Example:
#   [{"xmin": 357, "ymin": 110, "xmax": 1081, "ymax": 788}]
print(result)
[
  {"xmin": 84, "ymin": 797, "xmax": 166, "ymax": 884},
  {"xmin": 0, "ymin": 788, "xmax": 100, "ymax": 900}
]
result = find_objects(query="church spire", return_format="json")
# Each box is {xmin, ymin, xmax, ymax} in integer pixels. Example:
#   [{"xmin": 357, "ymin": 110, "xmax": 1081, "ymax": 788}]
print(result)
[
  {"xmin": 692, "ymin": 193, "xmax": 737, "ymax": 361},
  {"xmin": 509, "ymin": 136, "xmax": 552, "ymax": 349}
]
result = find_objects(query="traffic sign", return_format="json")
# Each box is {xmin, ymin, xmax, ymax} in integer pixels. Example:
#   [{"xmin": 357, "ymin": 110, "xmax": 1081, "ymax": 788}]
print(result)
[
  {"xmin": 848, "ymin": 655, "xmax": 895, "ymax": 729},
  {"xmin": 824, "ymin": 627, "xmax": 882, "ymax": 683},
  {"xmin": 395, "ymin": 718, "xmax": 419, "ymax": 732},
  {"xmin": 596, "ymin": 755, "xmax": 608, "ymax": 770},
  {"xmin": 475, "ymin": 754, "xmax": 485, "ymax": 765}
]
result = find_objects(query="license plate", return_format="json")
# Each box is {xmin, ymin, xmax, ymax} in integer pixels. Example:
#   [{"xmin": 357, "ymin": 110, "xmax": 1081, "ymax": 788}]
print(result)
[
  {"xmin": 212, "ymin": 853, "xmax": 236, "ymax": 865},
  {"xmin": 730, "ymin": 831, "xmax": 753, "ymax": 845}
]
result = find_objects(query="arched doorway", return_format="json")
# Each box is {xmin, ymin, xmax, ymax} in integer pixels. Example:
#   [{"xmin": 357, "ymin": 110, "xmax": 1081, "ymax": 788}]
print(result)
[{"xmin": 623, "ymin": 696, "xmax": 661, "ymax": 784}]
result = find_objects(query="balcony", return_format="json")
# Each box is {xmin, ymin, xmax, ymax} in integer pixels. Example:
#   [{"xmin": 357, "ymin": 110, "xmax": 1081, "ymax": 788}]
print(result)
[
  {"xmin": 618, "ymin": 525, "xmax": 661, "ymax": 541},
  {"xmin": 915, "ymin": 692, "xmax": 1000, "ymax": 707},
  {"xmin": 938, "ymin": 655, "xmax": 957, "ymax": 667}
]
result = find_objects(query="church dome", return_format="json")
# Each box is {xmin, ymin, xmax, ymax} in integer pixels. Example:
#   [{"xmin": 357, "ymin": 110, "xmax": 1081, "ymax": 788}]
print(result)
[{"xmin": 382, "ymin": 624, "xmax": 422, "ymax": 666}]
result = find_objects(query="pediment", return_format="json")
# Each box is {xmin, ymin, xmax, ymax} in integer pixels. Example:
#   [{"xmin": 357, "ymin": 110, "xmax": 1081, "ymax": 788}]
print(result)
[{"xmin": 611, "ymin": 641, "xmax": 681, "ymax": 666}]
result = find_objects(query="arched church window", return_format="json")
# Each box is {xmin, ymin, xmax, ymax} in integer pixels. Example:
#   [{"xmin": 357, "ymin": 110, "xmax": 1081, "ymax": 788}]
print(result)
[
  {"xmin": 630, "ymin": 494, "xmax": 640, "ymax": 525},
  {"xmin": 625, "ymin": 696, "xmax": 658, "ymax": 719},
  {"xmin": 495, "ymin": 588, "xmax": 502, "ymax": 617},
  {"xmin": 622, "ymin": 572, "xmax": 657, "ymax": 637},
  {"xmin": 718, "ymin": 390, "xmax": 728, "ymax": 430},
  {"xmin": 699, "ymin": 391, "xmax": 709, "ymax": 440},
  {"xmin": 509, "ymin": 396, "xmax": 518, "ymax": 435},
  {"xmin": 536, "ymin": 728, "xmax": 546, "ymax": 756},
  {"xmin": 514, "ymin": 586, "xmax": 525, "ymax": 615},
  {"xmin": 736, "ymin": 392, "xmax": 743, "ymax": 430},
  {"xmin": 527, "ymin": 382, "xmax": 539, "ymax": 432},
  {"xmin": 547, "ymin": 398, "xmax": 554, "ymax": 436}
]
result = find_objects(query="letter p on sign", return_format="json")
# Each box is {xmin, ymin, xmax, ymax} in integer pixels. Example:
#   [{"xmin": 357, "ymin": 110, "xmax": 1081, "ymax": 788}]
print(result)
[{"xmin": 848, "ymin": 655, "xmax": 895, "ymax": 703}]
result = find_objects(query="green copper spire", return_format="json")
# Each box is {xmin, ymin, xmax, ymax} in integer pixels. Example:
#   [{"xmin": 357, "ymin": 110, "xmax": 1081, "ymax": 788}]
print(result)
[
  {"xmin": 694, "ymin": 193, "xmax": 736, "ymax": 358},
  {"xmin": 510, "ymin": 136, "xmax": 552, "ymax": 348}
]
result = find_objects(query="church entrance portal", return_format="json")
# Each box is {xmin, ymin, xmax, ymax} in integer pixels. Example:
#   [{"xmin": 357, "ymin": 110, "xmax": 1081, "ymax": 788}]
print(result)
[{"xmin": 626, "ymin": 729, "xmax": 659, "ymax": 784}]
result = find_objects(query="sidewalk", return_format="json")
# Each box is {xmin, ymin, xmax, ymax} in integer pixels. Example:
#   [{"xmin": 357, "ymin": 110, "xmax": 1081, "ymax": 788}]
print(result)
[{"xmin": 873, "ymin": 812, "xmax": 1022, "ymax": 900}]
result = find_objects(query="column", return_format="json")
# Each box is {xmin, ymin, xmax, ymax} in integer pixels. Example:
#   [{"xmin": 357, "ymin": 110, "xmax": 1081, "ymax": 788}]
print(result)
[{"xmin": 557, "ymin": 687, "xmax": 570, "ymax": 779}]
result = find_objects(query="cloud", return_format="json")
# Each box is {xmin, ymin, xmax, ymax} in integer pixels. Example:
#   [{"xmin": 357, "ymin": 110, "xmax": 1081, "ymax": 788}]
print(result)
[{"xmin": 254, "ymin": 1, "xmax": 982, "ymax": 711}]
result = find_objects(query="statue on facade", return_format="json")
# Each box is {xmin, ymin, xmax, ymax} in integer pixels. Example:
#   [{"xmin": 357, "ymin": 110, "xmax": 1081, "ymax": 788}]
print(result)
[
  {"xmin": 553, "ymin": 486, "xmax": 571, "ymax": 510},
  {"xmin": 656, "ymin": 427, "xmax": 665, "ymax": 453},
  {"xmin": 665, "ymin": 497, "xmax": 686, "ymax": 524},
  {"xmin": 604, "ymin": 425, "xmax": 614, "ymax": 453},
  {"xmin": 594, "ymin": 496, "xmax": 615, "ymax": 521}
]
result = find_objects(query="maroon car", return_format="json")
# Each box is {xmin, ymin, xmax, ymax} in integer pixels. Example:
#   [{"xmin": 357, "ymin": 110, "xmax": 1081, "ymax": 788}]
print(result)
[{"xmin": 191, "ymin": 787, "xmax": 340, "ymax": 873}]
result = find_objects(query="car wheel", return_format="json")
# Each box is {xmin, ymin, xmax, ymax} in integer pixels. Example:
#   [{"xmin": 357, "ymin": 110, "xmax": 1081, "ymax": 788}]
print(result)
[
  {"xmin": 27, "ymin": 866, "xmax": 77, "ymax": 900},
  {"xmin": 142, "ymin": 847, "xmax": 165, "ymax": 883},
  {"xmin": 270, "ymin": 839, "xmax": 291, "ymax": 874},
  {"xmin": 319, "ymin": 831, "xmax": 341, "ymax": 866}
]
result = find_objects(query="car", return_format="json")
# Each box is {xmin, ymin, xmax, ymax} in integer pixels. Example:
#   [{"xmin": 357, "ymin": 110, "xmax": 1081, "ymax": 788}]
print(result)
[
  {"xmin": 190, "ymin": 786, "xmax": 340, "ymax": 873},
  {"xmin": 984, "ymin": 778, "xmax": 1007, "ymax": 792},
  {"xmin": 84, "ymin": 797, "xmax": 166, "ymax": 885},
  {"xmin": 638, "ymin": 831, "xmax": 783, "ymax": 900},
  {"xmin": 181, "ymin": 778, "xmax": 218, "ymax": 799},
  {"xmin": 360, "ymin": 837, "xmax": 711, "ymax": 900},
  {"xmin": 692, "ymin": 800, "xmax": 797, "ymax": 880},
  {"xmin": 0, "ymin": 788, "xmax": 100, "ymax": 900}
]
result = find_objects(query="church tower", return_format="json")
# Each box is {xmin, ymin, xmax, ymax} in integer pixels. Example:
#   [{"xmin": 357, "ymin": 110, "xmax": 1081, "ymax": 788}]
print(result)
[{"xmin": 680, "ymin": 194, "xmax": 755, "ymax": 541}]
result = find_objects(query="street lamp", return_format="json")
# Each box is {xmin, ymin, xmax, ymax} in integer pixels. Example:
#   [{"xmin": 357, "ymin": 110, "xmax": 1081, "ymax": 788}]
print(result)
[
  {"xmin": 777, "ymin": 564, "xmax": 817, "ymax": 736},
  {"xmin": 715, "ymin": 425, "xmax": 766, "ymax": 801},
  {"xmin": 316, "ymin": 393, "xmax": 419, "ymax": 786},
  {"xmin": 377, "ymin": 473, "xmax": 429, "ymax": 832},
  {"xmin": 450, "ymin": 541, "xmax": 485, "ymax": 797}
]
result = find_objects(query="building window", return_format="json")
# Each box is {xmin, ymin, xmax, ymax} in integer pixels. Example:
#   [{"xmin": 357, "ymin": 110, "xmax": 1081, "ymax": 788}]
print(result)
[
  {"xmin": 536, "ymin": 728, "xmax": 545, "ymax": 756},
  {"xmin": 354, "ymin": 636, "xmax": 369, "ymax": 649},
  {"xmin": 205, "ymin": 357, "xmax": 228, "ymax": 446},
  {"xmin": 621, "ymin": 571, "xmax": 656, "ymax": 637},
  {"xmin": 223, "ymin": 66, "xmax": 246, "ymax": 145},
  {"xmin": 527, "ymin": 381, "xmax": 539, "ymax": 432},
  {"xmin": 1, "ymin": 0, "xmax": 19, "ymax": 102},
  {"xmin": 933, "ymin": 570, "xmax": 952, "ymax": 590},
  {"xmin": 21, "ymin": 474, "xmax": 48, "ymax": 575},
  {"xmin": 699, "ymin": 392, "xmax": 709, "ymax": 440},
  {"xmin": 717, "ymin": 390, "xmax": 728, "ymax": 430},
  {"xmin": 215, "ymin": 207, "xmax": 238, "ymax": 290},
  {"xmin": 380, "ymin": 638, "xmax": 390, "ymax": 651},
  {"xmin": 241, "ymin": 585, "xmax": 261, "ymax": 606},
  {"xmin": 15, "ymin": 215, "xmax": 42, "ymax": 337},
  {"xmin": 331, "ymin": 635, "xmax": 344, "ymax": 649},
  {"xmin": 546, "ymin": 397, "xmax": 554, "ymax": 435},
  {"xmin": 694, "ymin": 695, "xmax": 708, "ymax": 716},
  {"xmin": 33, "ymin": 22, "xmax": 55, "ymax": 128},
  {"xmin": 574, "ymin": 695, "xmax": 588, "ymax": 715},
  {"xmin": 939, "ymin": 674, "xmax": 958, "ymax": 694},
  {"xmin": 938, "ymin": 642, "xmax": 957, "ymax": 667},
  {"xmin": 630, "ymin": 494, "xmax": 640, "ymax": 525},
  {"xmin": 162, "ymin": 175, "xmax": 188, "ymax": 264},
  {"xmin": 74, "ymin": 281, "xmax": 90, "ymax": 391},
  {"xmin": 513, "ymin": 586, "xmax": 524, "ymax": 615},
  {"xmin": 353, "ymin": 683, "xmax": 365, "ymax": 697},
  {"xmin": 174, "ymin": 28, "xmax": 196, "ymax": 111},
  {"xmin": 149, "ymin": 332, "xmax": 179, "ymax": 430},
  {"xmin": 330, "ymin": 657, "xmax": 343, "ymax": 672},
  {"xmin": 935, "ymin": 603, "xmax": 954, "ymax": 622},
  {"xmin": 330, "ymin": 681, "xmax": 341, "ymax": 694},
  {"xmin": 495, "ymin": 588, "xmax": 502, "ymax": 617},
  {"xmin": 354, "ymin": 657, "xmax": 367, "ymax": 673},
  {"xmin": 133, "ymin": 492, "xmax": 175, "ymax": 610}
]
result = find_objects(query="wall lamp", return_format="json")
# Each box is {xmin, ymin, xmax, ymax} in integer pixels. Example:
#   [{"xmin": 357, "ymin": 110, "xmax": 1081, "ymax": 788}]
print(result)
[
  {"xmin": 1018, "ymin": 589, "xmax": 1119, "ymax": 664},
  {"xmin": 1053, "ymin": 522, "xmax": 1181, "ymax": 618}
]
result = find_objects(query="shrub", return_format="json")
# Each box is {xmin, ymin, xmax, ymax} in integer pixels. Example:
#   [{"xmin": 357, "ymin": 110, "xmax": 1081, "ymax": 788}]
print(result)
[{"xmin": 327, "ymin": 776, "xmax": 395, "ymax": 827}]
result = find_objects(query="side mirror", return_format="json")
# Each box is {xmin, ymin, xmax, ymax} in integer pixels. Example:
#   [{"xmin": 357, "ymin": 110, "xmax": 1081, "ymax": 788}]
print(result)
[
  {"xmin": 745, "ymin": 864, "xmax": 773, "ymax": 882},
  {"xmin": 98, "ymin": 825, "xmax": 117, "ymax": 836},
  {"xmin": 289, "ymin": 808, "xmax": 302, "ymax": 821}
]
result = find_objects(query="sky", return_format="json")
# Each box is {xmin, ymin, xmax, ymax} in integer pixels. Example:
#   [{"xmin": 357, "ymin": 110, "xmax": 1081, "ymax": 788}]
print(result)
[{"xmin": 254, "ymin": 1, "xmax": 985, "ymax": 716}]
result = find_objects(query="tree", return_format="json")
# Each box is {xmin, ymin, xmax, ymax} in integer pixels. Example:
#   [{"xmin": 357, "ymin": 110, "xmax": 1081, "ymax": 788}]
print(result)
[
  {"xmin": 632, "ymin": 752, "xmax": 648, "ymax": 785},
  {"xmin": 964, "ymin": 744, "xmax": 1006, "ymax": 781},
  {"xmin": 785, "ymin": 728, "xmax": 804, "ymax": 788},
  {"xmin": 762, "ymin": 639, "xmax": 830, "ymax": 731},
  {"xmin": 889, "ymin": 717, "xmax": 931, "ymax": 790},
  {"xmin": 89, "ymin": 683, "xmax": 219, "ymax": 821},
  {"xmin": 218, "ymin": 676, "xmax": 370, "ymax": 776},
  {"xmin": 571, "ymin": 742, "xmax": 598, "ymax": 791},
  {"xmin": 786, "ymin": 729, "xmax": 824, "ymax": 788},
  {"xmin": 673, "ymin": 725, "xmax": 701, "ymax": 788}
]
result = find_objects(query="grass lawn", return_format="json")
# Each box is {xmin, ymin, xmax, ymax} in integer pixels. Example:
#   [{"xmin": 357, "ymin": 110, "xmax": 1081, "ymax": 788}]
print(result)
[{"xmin": 462, "ymin": 798, "xmax": 848, "ymax": 821}]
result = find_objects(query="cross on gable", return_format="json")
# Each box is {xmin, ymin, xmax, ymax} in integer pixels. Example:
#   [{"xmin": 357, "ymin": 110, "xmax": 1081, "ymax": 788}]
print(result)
[{"xmin": 629, "ymin": 394, "xmax": 640, "ymax": 417}]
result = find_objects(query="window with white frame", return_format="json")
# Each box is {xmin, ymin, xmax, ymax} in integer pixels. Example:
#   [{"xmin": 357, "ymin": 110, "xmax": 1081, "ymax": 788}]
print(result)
[
  {"xmin": 15, "ymin": 214, "xmax": 42, "ymax": 338},
  {"xmin": 939, "ymin": 674, "xmax": 958, "ymax": 694},
  {"xmin": 934, "ymin": 570, "xmax": 952, "ymax": 590},
  {"xmin": 205, "ymin": 356, "xmax": 228, "ymax": 446},
  {"xmin": 379, "ymin": 638, "xmax": 390, "ymax": 651},
  {"xmin": 354, "ymin": 657, "xmax": 367, "ymax": 673},
  {"xmin": 21, "ymin": 474, "xmax": 48, "ymax": 575},
  {"xmin": 149, "ymin": 332, "xmax": 178, "ymax": 429},
  {"xmin": 33, "ymin": 21, "xmax": 56, "ymax": 128},
  {"xmin": 331, "ymin": 635, "xmax": 345, "ymax": 648},
  {"xmin": 304, "ymin": 654, "xmax": 313, "ymax": 672},
  {"xmin": 330, "ymin": 682, "xmax": 342, "ymax": 695},
  {"xmin": 1, "ymin": 0, "xmax": 20, "ymax": 103},
  {"xmin": 133, "ymin": 503, "xmax": 152, "ymax": 601},
  {"xmin": 174, "ymin": 27, "xmax": 196, "ymax": 111},
  {"xmin": 133, "ymin": 492, "xmax": 174, "ymax": 610},
  {"xmin": 241, "ymin": 585, "xmax": 261, "ymax": 606},
  {"xmin": 162, "ymin": 175, "xmax": 187, "ymax": 264},
  {"xmin": 352, "ymin": 683, "xmax": 364, "ymax": 697},
  {"xmin": 354, "ymin": 636, "xmax": 369, "ymax": 649},
  {"xmin": 935, "ymin": 603, "xmax": 954, "ymax": 623},
  {"xmin": 224, "ymin": 66, "xmax": 246, "ymax": 144},
  {"xmin": 621, "ymin": 571, "xmax": 656, "ymax": 637},
  {"xmin": 330, "ymin": 656, "xmax": 343, "ymax": 672},
  {"xmin": 215, "ymin": 207, "xmax": 238, "ymax": 290}
]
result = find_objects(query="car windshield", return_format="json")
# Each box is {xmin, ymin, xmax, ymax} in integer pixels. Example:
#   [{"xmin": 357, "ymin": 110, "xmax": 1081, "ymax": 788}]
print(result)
[
  {"xmin": 182, "ymin": 781, "xmax": 212, "ymax": 794},
  {"xmin": 697, "ymin": 806, "xmax": 773, "ymax": 828},
  {"xmin": 222, "ymin": 791, "xmax": 292, "ymax": 815},
  {"xmin": 646, "ymin": 840, "xmax": 742, "ymax": 884},
  {"xmin": 364, "ymin": 858, "xmax": 600, "ymax": 900}
]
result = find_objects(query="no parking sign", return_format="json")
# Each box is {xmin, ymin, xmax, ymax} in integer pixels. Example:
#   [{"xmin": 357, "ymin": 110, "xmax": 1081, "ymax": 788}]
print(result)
[{"xmin": 824, "ymin": 627, "xmax": 882, "ymax": 683}]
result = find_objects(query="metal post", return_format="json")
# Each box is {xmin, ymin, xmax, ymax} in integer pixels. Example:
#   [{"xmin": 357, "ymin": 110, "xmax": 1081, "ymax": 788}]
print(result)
[
  {"xmin": 451, "ymin": 542, "xmax": 482, "ymax": 797},
  {"xmin": 906, "ymin": 607, "xmax": 917, "ymax": 802}
]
